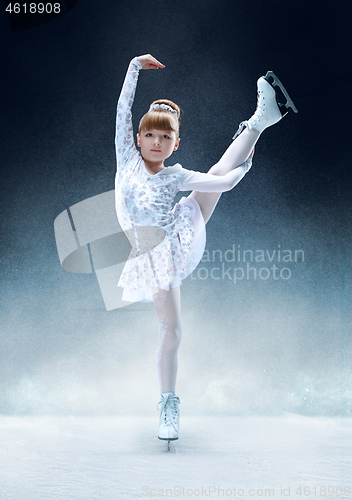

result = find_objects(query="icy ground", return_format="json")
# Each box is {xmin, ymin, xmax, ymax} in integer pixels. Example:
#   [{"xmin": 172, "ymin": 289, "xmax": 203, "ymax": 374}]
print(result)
[{"xmin": 0, "ymin": 415, "xmax": 351, "ymax": 500}]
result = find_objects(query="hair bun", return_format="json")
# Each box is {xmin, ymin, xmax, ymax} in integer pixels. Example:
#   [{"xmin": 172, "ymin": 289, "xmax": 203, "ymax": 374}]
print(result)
[
  {"xmin": 150, "ymin": 99, "xmax": 181, "ymax": 120},
  {"xmin": 138, "ymin": 98, "xmax": 181, "ymax": 138}
]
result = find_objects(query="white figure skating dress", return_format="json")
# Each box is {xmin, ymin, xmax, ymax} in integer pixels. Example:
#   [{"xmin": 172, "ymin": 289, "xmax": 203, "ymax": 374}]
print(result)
[{"xmin": 115, "ymin": 58, "xmax": 251, "ymax": 302}]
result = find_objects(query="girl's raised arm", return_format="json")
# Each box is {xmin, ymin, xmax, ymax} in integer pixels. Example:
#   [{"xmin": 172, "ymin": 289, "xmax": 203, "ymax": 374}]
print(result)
[
  {"xmin": 115, "ymin": 57, "xmax": 142, "ymax": 168},
  {"xmin": 115, "ymin": 55, "xmax": 164, "ymax": 170}
]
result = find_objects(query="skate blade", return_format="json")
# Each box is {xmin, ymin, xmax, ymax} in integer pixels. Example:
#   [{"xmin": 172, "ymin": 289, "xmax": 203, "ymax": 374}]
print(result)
[
  {"xmin": 264, "ymin": 71, "xmax": 298, "ymax": 113},
  {"xmin": 158, "ymin": 437, "xmax": 178, "ymax": 452}
]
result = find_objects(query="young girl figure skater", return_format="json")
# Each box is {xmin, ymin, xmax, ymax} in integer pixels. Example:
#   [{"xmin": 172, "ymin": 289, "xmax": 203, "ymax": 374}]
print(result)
[{"xmin": 115, "ymin": 54, "xmax": 297, "ymax": 444}]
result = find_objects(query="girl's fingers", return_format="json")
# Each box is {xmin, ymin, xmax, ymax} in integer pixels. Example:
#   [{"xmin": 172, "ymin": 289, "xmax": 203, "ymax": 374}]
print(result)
[
  {"xmin": 138, "ymin": 54, "xmax": 165, "ymax": 69},
  {"xmin": 148, "ymin": 54, "xmax": 165, "ymax": 67},
  {"xmin": 152, "ymin": 59, "xmax": 165, "ymax": 68}
]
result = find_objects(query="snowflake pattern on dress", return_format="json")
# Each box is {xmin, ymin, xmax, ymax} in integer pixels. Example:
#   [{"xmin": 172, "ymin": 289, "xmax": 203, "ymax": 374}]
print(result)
[{"xmin": 115, "ymin": 57, "xmax": 252, "ymax": 302}]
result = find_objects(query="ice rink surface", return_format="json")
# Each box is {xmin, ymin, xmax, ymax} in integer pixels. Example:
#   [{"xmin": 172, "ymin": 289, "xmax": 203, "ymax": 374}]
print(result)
[{"xmin": 0, "ymin": 415, "xmax": 351, "ymax": 500}]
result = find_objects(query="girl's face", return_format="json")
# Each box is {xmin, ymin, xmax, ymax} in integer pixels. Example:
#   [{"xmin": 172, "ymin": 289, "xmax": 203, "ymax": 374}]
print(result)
[{"xmin": 137, "ymin": 129, "xmax": 180, "ymax": 164}]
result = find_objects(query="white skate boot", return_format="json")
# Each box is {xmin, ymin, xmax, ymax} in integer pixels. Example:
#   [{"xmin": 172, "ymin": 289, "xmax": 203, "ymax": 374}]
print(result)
[
  {"xmin": 157, "ymin": 392, "xmax": 180, "ymax": 449},
  {"xmin": 233, "ymin": 71, "xmax": 298, "ymax": 140}
]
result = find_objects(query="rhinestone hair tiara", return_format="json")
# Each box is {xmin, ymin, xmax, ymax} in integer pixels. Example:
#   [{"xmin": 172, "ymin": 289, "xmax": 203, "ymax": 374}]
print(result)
[{"xmin": 149, "ymin": 103, "xmax": 178, "ymax": 116}]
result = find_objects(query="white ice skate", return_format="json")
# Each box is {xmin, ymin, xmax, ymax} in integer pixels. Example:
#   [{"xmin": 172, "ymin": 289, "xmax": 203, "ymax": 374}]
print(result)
[
  {"xmin": 157, "ymin": 392, "xmax": 180, "ymax": 451},
  {"xmin": 233, "ymin": 71, "xmax": 298, "ymax": 140}
]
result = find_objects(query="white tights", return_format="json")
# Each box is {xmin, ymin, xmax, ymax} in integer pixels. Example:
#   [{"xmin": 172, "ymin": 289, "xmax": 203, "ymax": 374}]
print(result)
[
  {"xmin": 189, "ymin": 128, "xmax": 261, "ymax": 223},
  {"xmin": 153, "ymin": 128, "xmax": 261, "ymax": 394},
  {"xmin": 153, "ymin": 286, "xmax": 182, "ymax": 394}
]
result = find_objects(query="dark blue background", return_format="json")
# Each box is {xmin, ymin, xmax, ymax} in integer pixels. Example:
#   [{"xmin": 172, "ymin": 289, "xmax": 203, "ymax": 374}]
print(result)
[{"xmin": 0, "ymin": 0, "xmax": 351, "ymax": 416}]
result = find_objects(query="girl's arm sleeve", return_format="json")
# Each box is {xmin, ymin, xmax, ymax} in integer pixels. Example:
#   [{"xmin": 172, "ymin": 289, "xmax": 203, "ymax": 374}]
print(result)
[
  {"xmin": 115, "ymin": 57, "xmax": 143, "ymax": 170},
  {"xmin": 180, "ymin": 159, "xmax": 252, "ymax": 192}
]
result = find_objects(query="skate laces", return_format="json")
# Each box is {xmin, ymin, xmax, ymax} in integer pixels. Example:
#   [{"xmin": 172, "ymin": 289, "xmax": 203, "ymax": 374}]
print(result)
[
  {"xmin": 232, "ymin": 89, "xmax": 264, "ymax": 140},
  {"xmin": 249, "ymin": 89, "xmax": 265, "ymax": 126},
  {"xmin": 232, "ymin": 121, "xmax": 249, "ymax": 140},
  {"xmin": 157, "ymin": 394, "xmax": 180, "ymax": 430}
]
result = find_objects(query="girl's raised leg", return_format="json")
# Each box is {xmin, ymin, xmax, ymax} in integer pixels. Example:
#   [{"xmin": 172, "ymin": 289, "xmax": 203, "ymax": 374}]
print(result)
[
  {"xmin": 153, "ymin": 285, "xmax": 182, "ymax": 394},
  {"xmin": 189, "ymin": 128, "xmax": 260, "ymax": 224},
  {"xmin": 189, "ymin": 69, "xmax": 298, "ymax": 224}
]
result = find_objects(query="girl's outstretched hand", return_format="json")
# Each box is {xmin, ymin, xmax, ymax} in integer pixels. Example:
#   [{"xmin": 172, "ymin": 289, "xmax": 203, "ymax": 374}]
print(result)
[{"xmin": 137, "ymin": 54, "xmax": 165, "ymax": 70}]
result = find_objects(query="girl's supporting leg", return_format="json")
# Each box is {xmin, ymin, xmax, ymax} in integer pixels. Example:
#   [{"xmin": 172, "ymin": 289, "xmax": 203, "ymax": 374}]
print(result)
[
  {"xmin": 189, "ymin": 128, "xmax": 260, "ymax": 224},
  {"xmin": 153, "ymin": 286, "xmax": 182, "ymax": 394}
]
